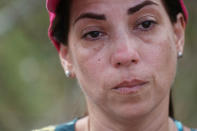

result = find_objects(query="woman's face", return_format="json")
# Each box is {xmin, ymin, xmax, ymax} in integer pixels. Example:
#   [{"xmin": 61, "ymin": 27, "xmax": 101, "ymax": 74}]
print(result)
[{"xmin": 60, "ymin": 0, "xmax": 185, "ymax": 119}]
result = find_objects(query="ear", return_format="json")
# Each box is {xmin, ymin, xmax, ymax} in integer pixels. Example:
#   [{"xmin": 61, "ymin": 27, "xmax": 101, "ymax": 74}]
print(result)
[
  {"xmin": 173, "ymin": 13, "xmax": 186, "ymax": 57},
  {"xmin": 59, "ymin": 44, "xmax": 75, "ymax": 78}
]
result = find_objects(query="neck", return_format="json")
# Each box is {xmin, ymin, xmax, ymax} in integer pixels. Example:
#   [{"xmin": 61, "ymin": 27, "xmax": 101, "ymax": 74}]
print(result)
[{"xmin": 86, "ymin": 94, "xmax": 174, "ymax": 131}]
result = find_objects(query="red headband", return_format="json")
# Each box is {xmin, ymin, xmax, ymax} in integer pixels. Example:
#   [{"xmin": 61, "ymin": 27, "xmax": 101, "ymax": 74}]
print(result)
[{"xmin": 46, "ymin": 0, "xmax": 188, "ymax": 52}]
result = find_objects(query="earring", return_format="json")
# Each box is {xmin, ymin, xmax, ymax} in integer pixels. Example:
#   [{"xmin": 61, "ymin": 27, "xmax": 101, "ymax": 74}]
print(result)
[
  {"xmin": 65, "ymin": 70, "xmax": 71, "ymax": 77},
  {"xmin": 178, "ymin": 51, "xmax": 183, "ymax": 58}
]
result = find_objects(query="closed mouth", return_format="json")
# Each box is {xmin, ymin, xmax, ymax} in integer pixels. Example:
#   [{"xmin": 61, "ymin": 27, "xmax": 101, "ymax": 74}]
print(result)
[{"xmin": 112, "ymin": 79, "xmax": 149, "ymax": 94}]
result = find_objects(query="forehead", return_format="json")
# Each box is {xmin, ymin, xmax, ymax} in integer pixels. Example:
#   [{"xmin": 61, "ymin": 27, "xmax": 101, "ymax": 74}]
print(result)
[
  {"xmin": 70, "ymin": 0, "xmax": 164, "ymax": 20},
  {"xmin": 70, "ymin": 0, "xmax": 163, "ymax": 12}
]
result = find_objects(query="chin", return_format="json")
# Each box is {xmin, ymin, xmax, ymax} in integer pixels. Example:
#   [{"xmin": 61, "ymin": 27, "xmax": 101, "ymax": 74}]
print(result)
[{"xmin": 107, "ymin": 97, "xmax": 155, "ymax": 121}]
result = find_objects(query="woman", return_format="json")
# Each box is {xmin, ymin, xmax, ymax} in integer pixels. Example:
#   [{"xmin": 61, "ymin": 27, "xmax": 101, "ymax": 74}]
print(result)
[{"xmin": 35, "ymin": 0, "xmax": 196, "ymax": 130}]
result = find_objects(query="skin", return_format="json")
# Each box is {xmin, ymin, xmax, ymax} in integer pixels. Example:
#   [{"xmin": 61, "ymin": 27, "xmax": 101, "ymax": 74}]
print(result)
[{"xmin": 59, "ymin": 0, "xmax": 187, "ymax": 130}]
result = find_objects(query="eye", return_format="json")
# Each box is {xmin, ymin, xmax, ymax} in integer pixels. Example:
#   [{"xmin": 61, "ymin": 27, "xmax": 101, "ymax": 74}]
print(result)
[
  {"xmin": 136, "ymin": 20, "xmax": 157, "ymax": 31},
  {"xmin": 82, "ymin": 31, "xmax": 105, "ymax": 41}
]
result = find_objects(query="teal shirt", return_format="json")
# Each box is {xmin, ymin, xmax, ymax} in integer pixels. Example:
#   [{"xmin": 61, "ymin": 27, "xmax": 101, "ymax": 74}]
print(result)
[
  {"xmin": 174, "ymin": 120, "xmax": 196, "ymax": 131},
  {"xmin": 34, "ymin": 119, "xmax": 196, "ymax": 131},
  {"xmin": 55, "ymin": 119, "xmax": 196, "ymax": 131},
  {"xmin": 55, "ymin": 118, "xmax": 78, "ymax": 131}
]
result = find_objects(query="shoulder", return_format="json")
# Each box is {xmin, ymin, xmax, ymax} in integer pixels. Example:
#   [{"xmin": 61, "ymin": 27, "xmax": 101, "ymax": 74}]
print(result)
[
  {"xmin": 184, "ymin": 127, "xmax": 197, "ymax": 131},
  {"xmin": 183, "ymin": 125, "xmax": 197, "ymax": 131},
  {"xmin": 55, "ymin": 119, "xmax": 78, "ymax": 131},
  {"xmin": 33, "ymin": 118, "xmax": 78, "ymax": 131},
  {"xmin": 173, "ymin": 119, "xmax": 197, "ymax": 131},
  {"xmin": 32, "ymin": 125, "xmax": 56, "ymax": 131}
]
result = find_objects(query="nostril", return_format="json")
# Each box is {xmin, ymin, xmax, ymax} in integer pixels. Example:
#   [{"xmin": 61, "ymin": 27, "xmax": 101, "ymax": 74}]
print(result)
[
  {"xmin": 116, "ymin": 59, "xmax": 138, "ymax": 67},
  {"xmin": 131, "ymin": 59, "xmax": 137, "ymax": 63},
  {"xmin": 116, "ymin": 62, "xmax": 121, "ymax": 67}
]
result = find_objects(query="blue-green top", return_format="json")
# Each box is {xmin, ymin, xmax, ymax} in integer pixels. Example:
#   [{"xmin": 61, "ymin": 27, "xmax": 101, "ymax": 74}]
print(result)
[
  {"xmin": 55, "ymin": 118, "xmax": 78, "ymax": 131},
  {"xmin": 34, "ymin": 118, "xmax": 196, "ymax": 131},
  {"xmin": 55, "ymin": 119, "xmax": 196, "ymax": 131},
  {"xmin": 174, "ymin": 120, "xmax": 196, "ymax": 131}
]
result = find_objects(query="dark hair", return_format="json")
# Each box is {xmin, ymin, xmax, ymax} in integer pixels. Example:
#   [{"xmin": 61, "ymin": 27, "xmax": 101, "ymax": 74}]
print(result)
[
  {"xmin": 51, "ymin": 0, "xmax": 71, "ymax": 44},
  {"xmin": 52, "ymin": 0, "xmax": 184, "ymax": 118}
]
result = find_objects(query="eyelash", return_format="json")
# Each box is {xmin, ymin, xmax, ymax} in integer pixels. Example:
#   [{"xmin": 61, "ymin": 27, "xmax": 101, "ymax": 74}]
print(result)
[
  {"xmin": 135, "ymin": 20, "xmax": 157, "ymax": 32},
  {"xmin": 81, "ymin": 20, "xmax": 157, "ymax": 41},
  {"xmin": 82, "ymin": 31, "xmax": 106, "ymax": 41}
]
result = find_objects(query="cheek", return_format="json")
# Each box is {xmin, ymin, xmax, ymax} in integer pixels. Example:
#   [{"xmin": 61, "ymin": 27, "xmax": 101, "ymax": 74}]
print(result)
[
  {"xmin": 74, "ymin": 49, "xmax": 105, "ymax": 80},
  {"xmin": 142, "ymin": 34, "xmax": 177, "ymax": 91},
  {"xmin": 70, "ymin": 42, "xmax": 110, "ymax": 98}
]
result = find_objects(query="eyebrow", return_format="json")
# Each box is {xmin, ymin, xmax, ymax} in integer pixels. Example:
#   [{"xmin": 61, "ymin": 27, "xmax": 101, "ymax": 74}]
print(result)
[
  {"xmin": 128, "ymin": 0, "xmax": 158, "ymax": 15},
  {"xmin": 74, "ymin": 13, "xmax": 106, "ymax": 25},
  {"xmin": 73, "ymin": 0, "xmax": 158, "ymax": 25}
]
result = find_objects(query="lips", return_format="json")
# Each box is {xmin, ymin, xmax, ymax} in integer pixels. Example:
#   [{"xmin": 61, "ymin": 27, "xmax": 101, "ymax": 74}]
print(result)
[{"xmin": 112, "ymin": 79, "xmax": 148, "ymax": 94}]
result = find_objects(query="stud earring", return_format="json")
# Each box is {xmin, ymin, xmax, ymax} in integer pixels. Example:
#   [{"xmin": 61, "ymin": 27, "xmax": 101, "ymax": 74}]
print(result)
[
  {"xmin": 65, "ymin": 70, "xmax": 71, "ymax": 77},
  {"xmin": 178, "ymin": 51, "xmax": 183, "ymax": 58}
]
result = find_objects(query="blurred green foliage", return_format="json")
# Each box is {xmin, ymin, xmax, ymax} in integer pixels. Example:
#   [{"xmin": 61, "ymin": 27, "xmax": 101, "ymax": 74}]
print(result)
[{"xmin": 0, "ymin": 0, "xmax": 196, "ymax": 130}]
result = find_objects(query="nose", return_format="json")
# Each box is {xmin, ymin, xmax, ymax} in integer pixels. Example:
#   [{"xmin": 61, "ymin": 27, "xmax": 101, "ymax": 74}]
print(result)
[{"xmin": 110, "ymin": 38, "xmax": 139, "ymax": 68}]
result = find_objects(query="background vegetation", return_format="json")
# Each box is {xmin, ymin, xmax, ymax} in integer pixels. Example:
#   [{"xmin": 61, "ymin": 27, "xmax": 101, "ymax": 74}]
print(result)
[{"xmin": 0, "ymin": 0, "xmax": 196, "ymax": 130}]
